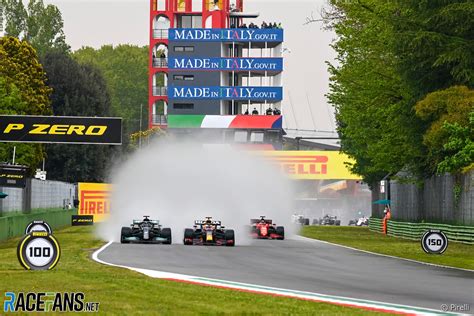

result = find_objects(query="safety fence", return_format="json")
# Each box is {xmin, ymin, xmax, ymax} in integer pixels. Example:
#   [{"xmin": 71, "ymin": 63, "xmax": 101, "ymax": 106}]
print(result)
[
  {"xmin": 0, "ymin": 208, "xmax": 77, "ymax": 242},
  {"xmin": 369, "ymin": 217, "xmax": 474, "ymax": 244}
]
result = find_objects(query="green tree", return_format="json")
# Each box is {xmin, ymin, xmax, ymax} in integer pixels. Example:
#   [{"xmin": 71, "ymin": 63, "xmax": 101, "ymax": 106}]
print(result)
[
  {"xmin": 0, "ymin": 36, "xmax": 52, "ymax": 169},
  {"xmin": 73, "ymin": 45, "xmax": 149, "ymax": 150},
  {"xmin": 1, "ymin": 0, "xmax": 69, "ymax": 56},
  {"xmin": 2, "ymin": 0, "xmax": 27, "ymax": 38},
  {"xmin": 415, "ymin": 86, "xmax": 473, "ymax": 172},
  {"xmin": 41, "ymin": 51, "xmax": 115, "ymax": 182},
  {"xmin": 392, "ymin": 0, "xmax": 474, "ymax": 98},
  {"xmin": 322, "ymin": 0, "xmax": 473, "ymax": 184},
  {"xmin": 0, "ymin": 36, "xmax": 52, "ymax": 114},
  {"xmin": 323, "ymin": 1, "xmax": 423, "ymax": 184},
  {"xmin": 437, "ymin": 111, "xmax": 474, "ymax": 174}
]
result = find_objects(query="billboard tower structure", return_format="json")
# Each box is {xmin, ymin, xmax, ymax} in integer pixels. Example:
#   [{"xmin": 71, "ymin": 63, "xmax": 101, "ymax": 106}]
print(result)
[{"xmin": 149, "ymin": 0, "xmax": 284, "ymax": 147}]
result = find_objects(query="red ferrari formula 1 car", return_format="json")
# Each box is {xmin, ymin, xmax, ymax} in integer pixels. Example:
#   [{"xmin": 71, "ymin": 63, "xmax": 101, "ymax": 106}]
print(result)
[{"xmin": 249, "ymin": 216, "xmax": 284, "ymax": 240}]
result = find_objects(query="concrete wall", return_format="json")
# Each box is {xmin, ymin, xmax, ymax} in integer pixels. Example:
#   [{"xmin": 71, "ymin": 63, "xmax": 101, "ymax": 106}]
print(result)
[
  {"xmin": 0, "ymin": 187, "xmax": 23, "ymax": 212},
  {"xmin": 0, "ymin": 179, "xmax": 76, "ymax": 214},
  {"xmin": 30, "ymin": 179, "xmax": 76, "ymax": 209},
  {"xmin": 383, "ymin": 171, "xmax": 474, "ymax": 225}
]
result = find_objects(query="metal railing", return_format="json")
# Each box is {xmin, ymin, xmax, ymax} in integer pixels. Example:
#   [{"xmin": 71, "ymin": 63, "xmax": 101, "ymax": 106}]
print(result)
[
  {"xmin": 152, "ymin": 114, "xmax": 168, "ymax": 125},
  {"xmin": 369, "ymin": 217, "xmax": 474, "ymax": 244},
  {"xmin": 153, "ymin": 29, "xmax": 169, "ymax": 39},
  {"xmin": 152, "ymin": 86, "xmax": 167, "ymax": 96},
  {"xmin": 153, "ymin": 57, "xmax": 168, "ymax": 68}
]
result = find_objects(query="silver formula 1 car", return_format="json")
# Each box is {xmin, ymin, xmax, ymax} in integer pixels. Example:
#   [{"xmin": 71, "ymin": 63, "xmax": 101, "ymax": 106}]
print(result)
[{"xmin": 121, "ymin": 216, "xmax": 172, "ymax": 244}]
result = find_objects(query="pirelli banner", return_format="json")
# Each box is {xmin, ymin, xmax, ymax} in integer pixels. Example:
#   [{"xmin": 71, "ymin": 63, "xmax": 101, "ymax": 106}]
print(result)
[
  {"xmin": 0, "ymin": 115, "xmax": 122, "ymax": 144},
  {"xmin": 263, "ymin": 151, "xmax": 362, "ymax": 180},
  {"xmin": 78, "ymin": 183, "xmax": 111, "ymax": 222}
]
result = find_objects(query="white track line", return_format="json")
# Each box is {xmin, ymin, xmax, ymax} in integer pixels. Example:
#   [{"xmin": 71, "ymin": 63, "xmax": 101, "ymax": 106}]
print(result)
[
  {"xmin": 91, "ymin": 241, "xmax": 463, "ymax": 316},
  {"xmin": 292, "ymin": 235, "xmax": 474, "ymax": 273}
]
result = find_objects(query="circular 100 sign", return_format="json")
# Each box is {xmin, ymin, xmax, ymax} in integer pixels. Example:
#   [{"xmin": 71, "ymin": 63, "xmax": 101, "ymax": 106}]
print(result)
[
  {"xmin": 25, "ymin": 220, "xmax": 52, "ymax": 235},
  {"xmin": 421, "ymin": 230, "xmax": 448, "ymax": 254},
  {"xmin": 17, "ymin": 232, "xmax": 61, "ymax": 270}
]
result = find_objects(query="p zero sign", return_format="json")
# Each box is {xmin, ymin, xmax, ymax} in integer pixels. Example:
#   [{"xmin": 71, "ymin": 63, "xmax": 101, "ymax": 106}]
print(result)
[
  {"xmin": 0, "ymin": 115, "xmax": 122, "ymax": 145},
  {"xmin": 262, "ymin": 151, "xmax": 362, "ymax": 180},
  {"xmin": 0, "ymin": 164, "xmax": 28, "ymax": 188},
  {"xmin": 78, "ymin": 183, "xmax": 111, "ymax": 222}
]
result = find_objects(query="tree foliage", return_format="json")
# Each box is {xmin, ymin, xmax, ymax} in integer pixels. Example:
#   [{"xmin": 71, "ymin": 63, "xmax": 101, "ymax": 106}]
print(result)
[
  {"xmin": 0, "ymin": 36, "xmax": 52, "ymax": 168},
  {"xmin": 0, "ymin": 36, "xmax": 52, "ymax": 115},
  {"xmin": 323, "ymin": 0, "xmax": 474, "ymax": 183},
  {"xmin": 437, "ymin": 111, "xmax": 474, "ymax": 174},
  {"xmin": 415, "ymin": 86, "xmax": 473, "ymax": 172},
  {"xmin": 73, "ymin": 45, "xmax": 149, "ymax": 150},
  {"xmin": 1, "ymin": 0, "xmax": 69, "ymax": 56},
  {"xmin": 41, "ymin": 51, "xmax": 115, "ymax": 182}
]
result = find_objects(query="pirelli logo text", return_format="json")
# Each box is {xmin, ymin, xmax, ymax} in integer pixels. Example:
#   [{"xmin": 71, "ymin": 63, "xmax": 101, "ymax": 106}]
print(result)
[
  {"xmin": 263, "ymin": 151, "xmax": 362, "ymax": 180},
  {"xmin": 271, "ymin": 155, "xmax": 328, "ymax": 175},
  {"xmin": 80, "ymin": 190, "xmax": 110, "ymax": 216},
  {"xmin": 78, "ymin": 183, "xmax": 111, "ymax": 222},
  {"xmin": 0, "ymin": 115, "xmax": 122, "ymax": 144}
]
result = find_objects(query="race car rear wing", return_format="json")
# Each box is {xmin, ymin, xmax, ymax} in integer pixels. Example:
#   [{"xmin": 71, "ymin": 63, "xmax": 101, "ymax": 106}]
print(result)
[
  {"xmin": 133, "ymin": 219, "xmax": 159, "ymax": 225},
  {"xmin": 195, "ymin": 220, "xmax": 221, "ymax": 225},
  {"xmin": 250, "ymin": 219, "xmax": 272, "ymax": 224}
]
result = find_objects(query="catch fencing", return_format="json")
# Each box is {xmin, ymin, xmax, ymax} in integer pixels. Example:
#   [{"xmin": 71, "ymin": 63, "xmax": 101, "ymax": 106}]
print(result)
[{"xmin": 369, "ymin": 217, "xmax": 474, "ymax": 244}]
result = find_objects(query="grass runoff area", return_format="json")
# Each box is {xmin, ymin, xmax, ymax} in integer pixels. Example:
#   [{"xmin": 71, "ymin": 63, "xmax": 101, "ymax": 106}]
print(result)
[
  {"xmin": 0, "ymin": 226, "xmax": 391, "ymax": 315},
  {"xmin": 301, "ymin": 226, "xmax": 474, "ymax": 270}
]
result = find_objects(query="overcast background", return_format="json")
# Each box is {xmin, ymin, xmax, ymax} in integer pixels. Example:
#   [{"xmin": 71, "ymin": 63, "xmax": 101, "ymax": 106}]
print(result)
[{"xmin": 44, "ymin": 0, "xmax": 337, "ymax": 135}]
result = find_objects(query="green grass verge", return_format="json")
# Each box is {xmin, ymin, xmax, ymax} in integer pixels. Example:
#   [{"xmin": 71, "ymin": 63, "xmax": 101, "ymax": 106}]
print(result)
[
  {"xmin": 301, "ymin": 226, "xmax": 474, "ymax": 270},
  {"xmin": 0, "ymin": 226, "xmax": 390, "ymax": 315}
]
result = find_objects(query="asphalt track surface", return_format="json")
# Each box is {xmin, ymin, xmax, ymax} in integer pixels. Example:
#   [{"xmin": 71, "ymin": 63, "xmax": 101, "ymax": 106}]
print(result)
[{"xmin": 98, "ymin": 237, "xmax": 474, "ymax": 311}]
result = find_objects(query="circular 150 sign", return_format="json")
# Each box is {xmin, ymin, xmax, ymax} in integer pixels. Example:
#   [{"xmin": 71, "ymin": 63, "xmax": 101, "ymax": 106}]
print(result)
[
  {"xmin": 17, "ymin": 232, "xmax": 61, "ymax": 270},
  {"xmin": 421, "ymin": 230, "xmax": 448, "ymax": 254}
]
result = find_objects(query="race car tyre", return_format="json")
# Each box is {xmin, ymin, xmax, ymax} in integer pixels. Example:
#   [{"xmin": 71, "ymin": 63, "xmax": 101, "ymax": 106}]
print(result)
[
  {"xmin": 183, "ymin": 228, "xmax": 194, "ymax": 245},
  {"xmin": 304, "ymin": 218, "xmax": 310, "ymax": 226},
  {"xmin": 276, "ymin": 226, "xmax": 285, "ymax": 240},
  {"xmin": 161, "ymin": 228, "xmax": 172, "ymax": 244},
  {"xmin": 335, "ymin": 220, "xmax": 341, "ymax": 226},
  {"xmin": 121, "ymin": 227, "xmax": 132, "ymax": 244},
  {"xmin": 225, "ymin": 229, "xmax": 235, "ymax": 246}
]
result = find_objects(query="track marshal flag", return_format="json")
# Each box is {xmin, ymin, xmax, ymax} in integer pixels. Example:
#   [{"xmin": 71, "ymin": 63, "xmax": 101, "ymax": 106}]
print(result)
[{"xmin": 78, "ymin": 183, "xmax": 111, "ymax": 222}]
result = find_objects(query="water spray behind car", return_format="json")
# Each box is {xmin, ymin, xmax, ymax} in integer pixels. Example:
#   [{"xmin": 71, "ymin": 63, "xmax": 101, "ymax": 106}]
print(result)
[{"xmin": 98, "ymin": 138, "xmax": 296, "ymax": 245}]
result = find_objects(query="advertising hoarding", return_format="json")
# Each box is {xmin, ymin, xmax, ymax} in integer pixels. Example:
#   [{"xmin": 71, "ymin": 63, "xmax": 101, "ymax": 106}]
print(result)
[
  {"xmin": 0, "ymin": 115, "xmax": 122, "ymax": 145},
  {"xmin": 169, "ymin": 57, "xmax": 283, "ymax": 71},
  {"xmin": 168, "ymin": 86, "xmax": 282, "ymax": 101},
  {"xmin": 78, "ymin": 183, "xmax": 111, "ymax": 222},
  {"xmin": 169, "ymin": 28, "xmax": 283, "ymax": 42},
  {"xmin": 263, "ymin": 151, "xmax": 361, "ymax": 180}
]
